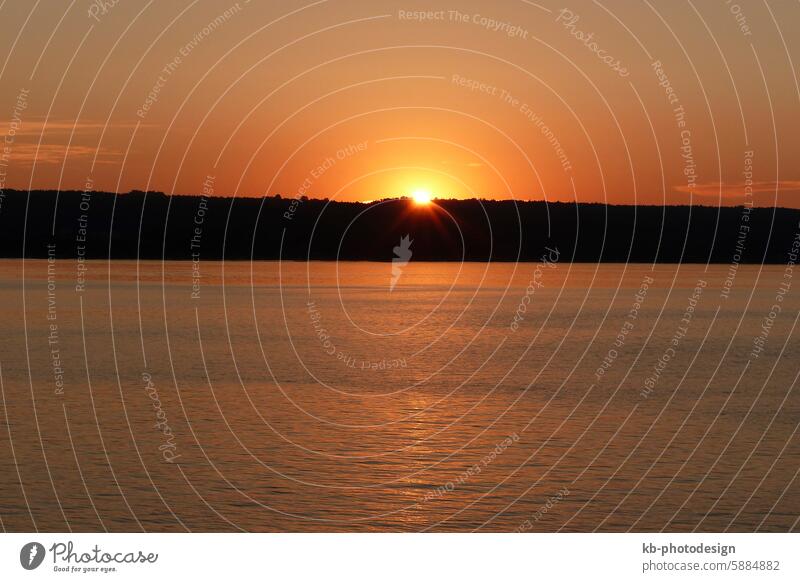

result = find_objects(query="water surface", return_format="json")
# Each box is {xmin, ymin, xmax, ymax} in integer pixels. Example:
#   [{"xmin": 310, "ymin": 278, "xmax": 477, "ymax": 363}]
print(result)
[{"xmin": 0, "ymin": 260, "xmax": 798, "ymax": 531}]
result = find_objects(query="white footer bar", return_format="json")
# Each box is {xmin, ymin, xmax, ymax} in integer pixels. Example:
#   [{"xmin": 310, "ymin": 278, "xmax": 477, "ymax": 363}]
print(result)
[{"xmin": 1, "ymin": 533, "xmax": 797, "ymax": 581}]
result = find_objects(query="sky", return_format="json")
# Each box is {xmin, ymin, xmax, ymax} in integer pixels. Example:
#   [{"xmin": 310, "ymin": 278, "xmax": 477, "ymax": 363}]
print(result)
[{"xmin": 1, "ymin": 0, "xmax": 799, "ymax": 207}]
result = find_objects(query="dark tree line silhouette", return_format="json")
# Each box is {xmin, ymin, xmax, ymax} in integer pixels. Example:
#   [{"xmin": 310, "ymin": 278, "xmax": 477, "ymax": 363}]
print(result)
[{"xmin": 0, "ymin": 189, "xmax": 797, "ymax": 263}]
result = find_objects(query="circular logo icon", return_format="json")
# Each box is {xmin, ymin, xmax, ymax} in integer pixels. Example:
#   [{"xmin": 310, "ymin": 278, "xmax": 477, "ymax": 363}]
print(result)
[{"xmin": 20, "ymin": 542, "xmax": 46, "ymax": 570}]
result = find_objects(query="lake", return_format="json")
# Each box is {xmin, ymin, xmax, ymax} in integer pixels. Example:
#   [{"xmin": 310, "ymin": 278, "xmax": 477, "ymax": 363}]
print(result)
[{"xmin": 0, "ymin": 259, "xmax": 798, "ymax": 531}]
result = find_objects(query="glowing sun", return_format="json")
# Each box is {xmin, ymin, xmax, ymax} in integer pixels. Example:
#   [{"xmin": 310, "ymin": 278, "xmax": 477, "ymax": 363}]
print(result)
[{"xmin": 411, "ymin": 189, "xmax": 432, "ymax": 205}]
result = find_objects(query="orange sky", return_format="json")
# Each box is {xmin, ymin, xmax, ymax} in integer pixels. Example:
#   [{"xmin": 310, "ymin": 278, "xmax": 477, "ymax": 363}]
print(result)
[{"xmin": 1, "ymin": 0, "xmax": 799, "ymax": 207}]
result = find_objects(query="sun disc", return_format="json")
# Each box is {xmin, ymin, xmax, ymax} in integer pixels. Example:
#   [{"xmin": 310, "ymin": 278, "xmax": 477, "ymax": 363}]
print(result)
[{"xmin": 411, "ymin": 189, "xmax": 432, "ymax": 205}]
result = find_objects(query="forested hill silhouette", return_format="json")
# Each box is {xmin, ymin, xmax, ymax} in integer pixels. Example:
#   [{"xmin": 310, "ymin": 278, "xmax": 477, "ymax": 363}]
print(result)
[{"xmin": 1, "ymin": 189, "xmax": 798, "ymax": 263}]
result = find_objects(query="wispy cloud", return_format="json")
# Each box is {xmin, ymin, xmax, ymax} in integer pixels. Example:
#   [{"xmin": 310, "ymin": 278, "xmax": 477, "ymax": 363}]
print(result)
[
  {"xmin": 0, "ymin": 120, "xmax": 143, "ymax": 137},
  {"xmin": 674, "ymin": 180, "xmax": 800, "ymax": 197},
  {"xmin": 5, "ymin": 144, "xmax": 122, "ymax": 165},
  {"xmin": 1, "ymin": 120, "xmax": 134, "ymax": 164}
]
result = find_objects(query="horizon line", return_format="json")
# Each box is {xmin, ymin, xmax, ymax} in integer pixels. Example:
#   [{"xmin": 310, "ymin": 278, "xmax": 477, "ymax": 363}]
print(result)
[{"xmin": 4, "ymin": 188, "xmax": 796, "ymax": 210}]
